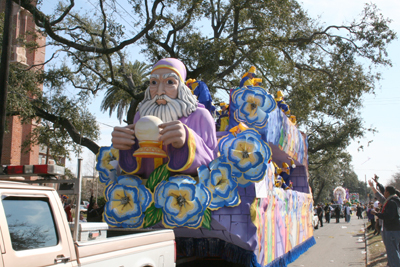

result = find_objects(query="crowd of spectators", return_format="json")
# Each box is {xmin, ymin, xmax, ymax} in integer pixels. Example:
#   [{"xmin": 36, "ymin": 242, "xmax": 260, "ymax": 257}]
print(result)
[{"xmin": 368, "ymin": 176, "xmax": 400, "ymax": 267}]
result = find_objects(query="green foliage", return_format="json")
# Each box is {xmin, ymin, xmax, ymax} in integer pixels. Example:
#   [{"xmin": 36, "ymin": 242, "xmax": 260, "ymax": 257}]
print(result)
[
  {"xmin": 308, "ymin": 151, "xmax": 351, "ymax": 203},
  {"xmin": 201, "ymin": 209, "xmax": 211, "ymax": 230},
  {"xmin": 143, "ymin": 203, "xmax": 163, "ymax": 228},
  {"xmin": 309, "ymin": 151, "xmax": 373, "ymax": 203},
  {"xmin": 387, "ymin": 170, "xmax": 400, "ymax": 190},
  {"xmin": 146, "ymin": 164, "xmax": 170, "ymax": 193},
  {"xmin": 1, "ymin": 10, "xmax": 100, "ymax": 159},
  {"xmin": 6, "ymin": 64, "xmax": 44, "ymax": 121},
  {"xmin": 100, "ymin": 61, "xmax": 151, "ymax": 123}
]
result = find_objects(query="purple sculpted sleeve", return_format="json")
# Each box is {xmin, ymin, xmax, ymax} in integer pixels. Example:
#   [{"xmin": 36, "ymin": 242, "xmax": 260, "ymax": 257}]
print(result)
[{"xmin": 168, "ymin": 106, "xmax": 217, "ymax": 174}]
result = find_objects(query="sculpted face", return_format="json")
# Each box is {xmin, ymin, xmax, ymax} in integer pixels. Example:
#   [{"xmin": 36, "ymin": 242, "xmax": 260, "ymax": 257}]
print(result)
[
  {"xmin": 149, "ymin": 68, "xmax": 179, "ymax": 103},
  {"xmin": 138, "ymin": 66, "xmax": 198, "ymax": 123}
]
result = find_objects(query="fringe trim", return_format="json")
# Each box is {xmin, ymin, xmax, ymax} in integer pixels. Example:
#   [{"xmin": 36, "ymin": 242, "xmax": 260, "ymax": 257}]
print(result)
[{"xmin": 266, "ymin": 236, "xmax": 316, "ymax": 267}]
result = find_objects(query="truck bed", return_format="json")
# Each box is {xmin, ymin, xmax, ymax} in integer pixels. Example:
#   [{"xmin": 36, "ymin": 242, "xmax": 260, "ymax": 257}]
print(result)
[{"xmin": 76, "ymin": 229, "xmax": 175, "ymax": 267}]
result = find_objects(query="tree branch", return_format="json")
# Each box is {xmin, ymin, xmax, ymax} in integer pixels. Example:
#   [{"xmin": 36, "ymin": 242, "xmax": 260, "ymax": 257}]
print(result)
[
  {"xmin": 16, "ymin": 0, "xmax": 163, "ymax": 54},
  {"xmin": 32, "ymin": 106, "xmax": 99, "ymax": 154}
]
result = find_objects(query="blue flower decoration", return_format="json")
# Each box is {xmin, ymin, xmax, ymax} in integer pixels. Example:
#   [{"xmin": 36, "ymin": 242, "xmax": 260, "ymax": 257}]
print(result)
[
  {"xmin": 96, "ymin": 146, "xmax": 119, "ymax": 184},
  {"xmin": 103, "ymin": 175, "xmax": 153, "ymax": 228},
  {"xmin": 198, "ymin": 159, "xmax": 240, "ymax": 210},
  {"xmin": 232, "ymin": 86, "xmax": 276, "ymax": 128},
  {"xmin": 218, "ymin": 129, "xmax": 272, "ymax": 187},
  {"xmin": 154, "ymin": 175, "xmax": 212, "ymax": 229}
]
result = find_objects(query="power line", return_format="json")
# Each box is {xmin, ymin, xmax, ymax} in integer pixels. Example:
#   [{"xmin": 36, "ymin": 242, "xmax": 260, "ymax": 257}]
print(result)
[
  {"xmin": 114, "ymin": 0, "xmax": 139, "ymax": 24},
  {"xmin": 85, "ymin": 0, "xmax": 146, "ymax": 50},
  {"xmin": 354, "ymin": 169, "xmax": 397, "ymax": 172},
  {"xmin": 98, "ymin": 121, "xmax": 114, "ymax": 128}
]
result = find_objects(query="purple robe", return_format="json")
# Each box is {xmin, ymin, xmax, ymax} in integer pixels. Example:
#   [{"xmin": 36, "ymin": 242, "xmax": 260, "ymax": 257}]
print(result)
[{"xmin": 119, "ymin": 104, "xmax": 217, "ymax": 178}]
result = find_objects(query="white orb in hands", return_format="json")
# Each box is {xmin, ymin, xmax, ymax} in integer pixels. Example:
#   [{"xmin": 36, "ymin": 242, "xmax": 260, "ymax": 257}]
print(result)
[{"xmin": 134, "ymin": 115, "xmax": 163, "ymax": 141}]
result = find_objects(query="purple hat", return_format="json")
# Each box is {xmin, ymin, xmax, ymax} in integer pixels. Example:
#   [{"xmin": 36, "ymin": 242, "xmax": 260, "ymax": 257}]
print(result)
[{"xmin": 151, "ymin": 58, "xmax": 187, "ymax": 82}]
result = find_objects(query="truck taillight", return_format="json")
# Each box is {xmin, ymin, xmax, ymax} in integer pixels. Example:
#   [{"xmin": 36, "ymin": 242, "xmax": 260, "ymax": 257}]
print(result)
[
  {"xmin": 174, "ymin": 240, "xmax": 176, "ymax": 263},
  {"xmin": 5, "ymin": 164, "xmax": 65, "ymax": 175},
  {"xmin": 33, "ymin": 165, "xmax": 65, "ymax": 175},
  {"xmin": 6, "ymin": 165, "xmax": 24, "ymax": 174},
  {"xmin": 6, "ymin": 165, "xmax": 33, "ymax": 174}
]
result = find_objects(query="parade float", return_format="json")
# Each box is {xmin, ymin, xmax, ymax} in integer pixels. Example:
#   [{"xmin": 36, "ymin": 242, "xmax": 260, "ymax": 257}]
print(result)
[
  {"xmin": 333, "ymin": 186, "xmax": 347, "ymax": 204},
  {"xmin": 96, "ymin": 59, "xmax": 315, "ymax": 267}
]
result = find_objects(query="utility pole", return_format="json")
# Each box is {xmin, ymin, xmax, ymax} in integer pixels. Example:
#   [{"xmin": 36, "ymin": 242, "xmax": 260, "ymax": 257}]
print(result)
[
  {"xmin": 0, "ymin": 0, "xmax": 13, "ymax": 170},
  {"xmin": 361, "ymin": 157, "xmax": 371, "ymax": 203},
  {"xmin": 365, "ymin": 174, "xmax": 367, "ymax": 203},
  {"xmin": 73, "ymin": 158, "xmax": 83, "ymax": 242}
]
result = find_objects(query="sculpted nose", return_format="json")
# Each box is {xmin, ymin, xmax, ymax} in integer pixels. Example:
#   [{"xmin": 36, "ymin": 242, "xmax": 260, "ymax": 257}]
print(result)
[{"xmin": 157, "ymin": 82, "xmax": 165, "ymax": 95}]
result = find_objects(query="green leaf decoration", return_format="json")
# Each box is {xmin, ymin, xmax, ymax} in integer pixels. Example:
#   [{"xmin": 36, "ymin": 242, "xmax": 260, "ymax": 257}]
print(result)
[
  {"xmin": 202, "ymin": 209, "xmax": 211, "ymax": 230},
  {"xmin": 144, "ymin": 203, "xmax": 162, "ymax": 228},
  {"xmin": 146, "ymin": 164, "xmax": 170, "ymax": 192}
]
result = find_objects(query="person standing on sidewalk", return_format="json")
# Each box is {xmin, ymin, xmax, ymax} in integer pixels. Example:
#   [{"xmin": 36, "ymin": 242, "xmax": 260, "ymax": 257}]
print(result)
[
  {"xmin": 374, "ymin": 206, "xmax": 382, "ymax": 235},
  {"xmin": 367, "ymin": 204, "xmax": 375, "ymax": 231},
  {"xmin": 345, "ymin": 203, "xmax": 351, "ymax": 223},
  {"xmin": 371, "ymin": 185, "xmax": 400, "ymax": 267},
  {"xmin": 334, "ymin": 205, "xmax": 341, "ymax": 223},
  {"xmin": 317, "ymin": 204, "xmax": 324, "ymax": 227},
  {"xmin": 356, "ymin": 204, "xmax": 363, "ymax": 219},
  {"xmin": 324, "ymin": 203, "xmax": 332, "ymax": 223}
]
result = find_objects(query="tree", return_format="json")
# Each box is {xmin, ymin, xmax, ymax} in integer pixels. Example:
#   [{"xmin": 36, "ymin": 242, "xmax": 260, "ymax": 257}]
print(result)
[
  {"xmin": 100, "ymin": 60, "xmax": 151, "ymax": 123},
  {"xmin": 8, "ymin": 0, "xmax": 396, "ymax": 168},
  {"xmin": 309, "ymin": 151, "xmax": 351, "ymax": 203},
  {"xmin": 309, "ymin": 151, "xmax": 373, "ymax": 203},
  {"xmin": 1, "ymin": 10, "xmax": 100, "ymax": 161},
  {"xmin": 387, "ymin": 170, "xmax": 400, "ymax": 189}
]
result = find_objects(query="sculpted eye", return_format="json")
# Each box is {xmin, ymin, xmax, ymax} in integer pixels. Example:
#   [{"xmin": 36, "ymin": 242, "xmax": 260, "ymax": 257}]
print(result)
[
  {"xmin": 151, "ymin": 80, "xmax": 157, "ymax": 85},
  {"xmin": 167, "ymin": 79, "xmax": 175, "ymax": 85}
]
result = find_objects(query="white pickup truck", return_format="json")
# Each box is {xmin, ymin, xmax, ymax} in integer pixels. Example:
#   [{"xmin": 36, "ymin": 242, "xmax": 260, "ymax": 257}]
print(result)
[{"xmin": 0, "ymin": 180, "xmax": 176, "ymax": 267}]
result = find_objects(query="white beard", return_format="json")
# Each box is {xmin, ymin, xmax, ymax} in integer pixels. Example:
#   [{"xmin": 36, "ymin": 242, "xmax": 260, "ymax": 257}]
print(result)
[{"xmin": 138, "ymin": 95, "xmax": 194, "ymax": 123}]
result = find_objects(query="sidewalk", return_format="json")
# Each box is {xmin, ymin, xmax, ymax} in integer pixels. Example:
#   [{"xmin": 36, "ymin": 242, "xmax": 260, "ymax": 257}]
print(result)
[{"xmin": 288, "ymin": 215, "xmax": 366, "ymax": 266}]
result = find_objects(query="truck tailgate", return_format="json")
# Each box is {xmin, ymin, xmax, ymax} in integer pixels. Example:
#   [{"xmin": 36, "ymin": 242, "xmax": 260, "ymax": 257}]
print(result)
[{"xmin": 76, "ymin": 229, "xmax": 175, "ymax": 267}]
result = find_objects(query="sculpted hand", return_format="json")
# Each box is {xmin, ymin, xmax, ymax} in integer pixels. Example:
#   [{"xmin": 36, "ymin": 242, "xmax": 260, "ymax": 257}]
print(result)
[
  {"xmin": 111, "ymin": 124, "xmax": 136, "ymax": 150},
  {"xmin": 158, "ymin": 121, "xmax": 186, "ymax": 149}
]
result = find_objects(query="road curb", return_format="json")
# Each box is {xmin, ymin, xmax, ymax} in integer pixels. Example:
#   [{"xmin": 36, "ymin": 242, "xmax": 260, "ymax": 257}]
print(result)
[{"xmin": 364, "ymin": 221, "xmax": 369, "ymax": 266}]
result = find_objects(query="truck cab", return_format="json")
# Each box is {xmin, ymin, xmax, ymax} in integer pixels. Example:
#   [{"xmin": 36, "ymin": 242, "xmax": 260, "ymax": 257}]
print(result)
[
  {"xmin": 0, "ymin": 166, "xmax": 176, "ymax": 267},
  {"xmin": 0, "ymin": 181, "xmax": 76, "ymax": 266}
]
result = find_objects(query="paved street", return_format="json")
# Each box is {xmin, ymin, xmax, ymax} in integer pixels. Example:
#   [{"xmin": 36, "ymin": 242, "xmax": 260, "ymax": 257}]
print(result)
[{"xmin": 289, "ymin": 215, "xmax": 366, "ymax": 267}]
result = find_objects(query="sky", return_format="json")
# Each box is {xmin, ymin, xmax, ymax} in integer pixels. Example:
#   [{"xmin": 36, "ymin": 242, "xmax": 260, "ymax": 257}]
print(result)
[
  {"xmin": 55, "ymin": 0, "xmax": 400, "ymax": 186},
  {"xmin": 301, "ymin": 0, "xmax": 400, "ymax": 186}
]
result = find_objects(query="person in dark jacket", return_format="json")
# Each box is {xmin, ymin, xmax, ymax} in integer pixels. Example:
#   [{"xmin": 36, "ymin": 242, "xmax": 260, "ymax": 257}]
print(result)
[
  {"xmin": 324, "ymin": 203, "xmax": 332, "ymax": 223},
  {"xmin": 367, "ymin": 204, "xmax": 375, "ymax": 231},
  {"xmin": 316, "ymin": 204, "xmax": 324, "ymax": 227},
  {"xmin": 334, "ymin": 205, "xmax": 341, "ymax": 223},
  {"xmin": 356, "ymin": 204, "xmax": 363, "ymax": 219},
  {"xmin": 87, "ymin": 190, "xmax": 104, "ymax": 222},
  {"xmin": 372, "ymin": 186, "xmax": 400, "ymax": 267}
]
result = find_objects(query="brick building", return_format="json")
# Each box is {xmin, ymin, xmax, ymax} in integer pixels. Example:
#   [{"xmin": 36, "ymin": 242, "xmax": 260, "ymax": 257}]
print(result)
[{"xmin": 0, "ymin": 2, "xmax": 50, "ymax": 168}]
